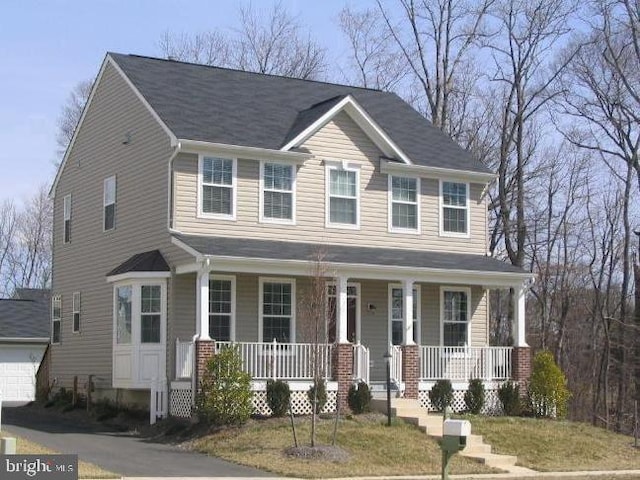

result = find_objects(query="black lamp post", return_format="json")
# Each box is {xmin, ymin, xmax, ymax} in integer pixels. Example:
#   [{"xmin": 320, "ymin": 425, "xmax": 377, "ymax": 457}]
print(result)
[{"xmin": 384, "ymin": 350, "xmax": 392, "ymax": 426}]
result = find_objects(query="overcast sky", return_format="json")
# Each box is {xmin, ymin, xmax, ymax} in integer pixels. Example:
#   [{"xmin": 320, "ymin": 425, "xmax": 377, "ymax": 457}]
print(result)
[{"xmin": 0, "ymin": 0, "xmax": 355, "ymax": 204}]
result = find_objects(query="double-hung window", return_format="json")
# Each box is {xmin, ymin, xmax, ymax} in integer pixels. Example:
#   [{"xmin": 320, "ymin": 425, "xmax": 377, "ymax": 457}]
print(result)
[
  {"xmin": 209, "ymin": 276, "xmax": 235, "ymax": 342},
  {"xmin": 441, "ymin": 288, "xmax": 470, "ymax": 347},
  {"xmin": 63, "ymin": 195, "xmax": 71, "ymax": 244},
  {"xmin": 441, "ymin": 181, "xmax": 469, "ymax": 236},
  {"xmin": 260, "ymin": 279, "xmax": 295, "ymax": 343},
  {"xmin": 116, "ymin": 286, "xmax": 133, "ymax": 344},
  {"xmin": 389, "ymin": 285, "xmax": 420, "ymax": 345},
  {"xmin": 72, "ymin": 292, "xmax": 81, "ymax": 333},
  {"xmin": 52, "ymin": 295, "xmax": 62, "ymax": 344},
  {"xmin": 261, "ymin": 162, "xmax": 295, "ymax": 222},
  {"xmin": 390, "ymin": 176, "xmax": 419, "ymax": 232},
  {"xmin": 140, "ymin": 285, "xmax": 161, "ymax": 343},
  {"xmin": 104, "ymin": 176, "xmax": 116, "ymax": 231},
  {"xmin": 200, "ymin": 156, "xmax": 236, "ymax": 218},
  {"xmin": 327, "ymin": 165, "xmax": 359, "ymax": 227}
]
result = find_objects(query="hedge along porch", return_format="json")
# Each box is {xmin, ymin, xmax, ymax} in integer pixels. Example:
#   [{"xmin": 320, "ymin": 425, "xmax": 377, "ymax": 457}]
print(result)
[{"xmin": 168, "ymin": 235, "xmax": 533, "ymax": 417}]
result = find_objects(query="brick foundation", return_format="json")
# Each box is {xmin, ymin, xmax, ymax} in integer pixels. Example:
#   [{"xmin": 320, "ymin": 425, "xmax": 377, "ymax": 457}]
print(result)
[
  {"xmin": 332, "ymin": 343, "xmax": 354, "ymax": 412},
  {"xmin": 195, "ymin": 340, "xmax": 216, "ymax": 390},
  {"xmin": 512, "ymin": 346, "xmax": 532, "ymax": 389},
  {"xmin": 402, "ymin": 344, "xmax": 419, "ymax": 399}
]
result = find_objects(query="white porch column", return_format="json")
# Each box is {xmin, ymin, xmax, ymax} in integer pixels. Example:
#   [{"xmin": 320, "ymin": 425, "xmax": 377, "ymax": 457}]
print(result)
[
  {"xmin": 336, "ymin": 275, "xmax": 349, "ymax": 343},
  {"xmin": 512, "ymin": 285, "xmax": 528, "ymax": 347},
  {"xmin": 403, "ymin": 279, "xmax": 415, "ymax": 345},
  {"xmin": 196, "ymin": 267, "xmax": 211, "ymax": 340}
]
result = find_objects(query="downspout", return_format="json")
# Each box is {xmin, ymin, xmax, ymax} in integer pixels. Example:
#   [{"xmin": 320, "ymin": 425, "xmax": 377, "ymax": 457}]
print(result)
[{"xmin": 167, "ymin": 141, "xmax": 182, "ymax": 232}]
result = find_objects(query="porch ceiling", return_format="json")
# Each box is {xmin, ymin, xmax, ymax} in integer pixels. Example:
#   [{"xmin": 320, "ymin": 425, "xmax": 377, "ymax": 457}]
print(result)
[{"xmin": 171, "ymin": 234, "xmax": 532, "ymax": 287}]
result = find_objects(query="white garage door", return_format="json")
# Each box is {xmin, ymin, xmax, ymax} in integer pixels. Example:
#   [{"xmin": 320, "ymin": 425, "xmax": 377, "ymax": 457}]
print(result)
[{"xmin": 0, "ymin": 344, "xmax": 46, "ymax": 406}]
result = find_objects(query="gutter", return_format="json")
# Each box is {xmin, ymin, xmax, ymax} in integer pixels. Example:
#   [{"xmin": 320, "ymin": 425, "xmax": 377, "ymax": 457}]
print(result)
[{"xmin": 0, "ymin": 337, "xmax": 50, "ymax": 344}]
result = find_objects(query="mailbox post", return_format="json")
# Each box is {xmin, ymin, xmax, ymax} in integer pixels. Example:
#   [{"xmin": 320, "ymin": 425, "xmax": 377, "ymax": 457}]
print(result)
[{"xmin": 440, "ymin": 419, "xmax": 471, "ymax": 480}]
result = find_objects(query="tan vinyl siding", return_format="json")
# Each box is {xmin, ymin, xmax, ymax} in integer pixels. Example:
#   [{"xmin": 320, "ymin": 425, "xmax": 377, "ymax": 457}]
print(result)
[
  {"xmin": 50, "ymin": 62, "xmax": 177, "ymax": 389},
  {"xmin": 173, "ymin": 112, "xmax": 487, "ymax": 254}
]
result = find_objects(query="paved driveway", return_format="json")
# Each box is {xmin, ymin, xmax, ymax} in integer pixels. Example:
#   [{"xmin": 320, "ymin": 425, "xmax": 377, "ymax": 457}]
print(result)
[{"xmin": 2, "ymin": 406, "xmax": 272, "ymax": 478}]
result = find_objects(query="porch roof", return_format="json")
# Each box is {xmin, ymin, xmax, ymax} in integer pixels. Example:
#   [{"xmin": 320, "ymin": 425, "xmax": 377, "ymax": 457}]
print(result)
[{"xmin": 172, "ymin": 234, "xmax": 532, "ymax": 287}]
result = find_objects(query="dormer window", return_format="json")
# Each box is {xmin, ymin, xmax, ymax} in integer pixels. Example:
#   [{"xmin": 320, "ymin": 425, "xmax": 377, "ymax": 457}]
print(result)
[
  {"xmin": 199, "ymin": 156, "xmax": 236, "ymax": 219},
  {"xmin": 326, "ymin": 164, "xmax": 360, "ymax": 228}
]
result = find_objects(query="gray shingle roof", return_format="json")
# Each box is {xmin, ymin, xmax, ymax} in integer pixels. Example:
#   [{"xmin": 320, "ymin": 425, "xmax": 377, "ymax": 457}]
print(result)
[
  {"xmin": 173, "ymin": 234, "xmax": 525, "ymax": 275},
  {"xmin": 109, "ymin": 53, "xmax": 491, "ymax": 174},
  {"xmin": 0, "ymin": 289, "xmax": 50, "ymax": 340},
  {"xmin": 106, "ymin": 250, "xmax": 170, "ymax": 277}
]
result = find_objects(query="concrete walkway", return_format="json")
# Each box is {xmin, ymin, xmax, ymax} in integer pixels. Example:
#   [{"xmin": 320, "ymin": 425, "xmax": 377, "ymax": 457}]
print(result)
[{"xmin": 2, "ymin": 406, "xmax": 272, "ymax": 478}]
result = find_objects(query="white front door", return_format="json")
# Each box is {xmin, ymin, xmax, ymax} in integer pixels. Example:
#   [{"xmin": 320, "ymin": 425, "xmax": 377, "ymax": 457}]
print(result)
[{"xmin": 113, "ymin": 281, "xmax": 166, "ymax": 389}]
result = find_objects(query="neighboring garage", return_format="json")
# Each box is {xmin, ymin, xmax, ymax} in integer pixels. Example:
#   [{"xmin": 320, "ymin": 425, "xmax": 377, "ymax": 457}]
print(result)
[{"xmin": 0, "ymin": 289, "xmax": 50, "ymax": 406}]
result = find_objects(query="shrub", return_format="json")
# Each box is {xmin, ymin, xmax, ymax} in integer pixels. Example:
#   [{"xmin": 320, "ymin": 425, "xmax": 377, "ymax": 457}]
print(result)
[
  {"xmin": 266, "ymin": 379, "xmax": 290, "ymax": 417},
  {"xmin": 348, "ymin": 381, "xmax": 372, "ymax": 414},
  {"xmin": 307, "ymin": 378, "xmax": 327, "ymax": 414},
  {"xmin": 428, "ymin": 379, "xmax": 453, "ymax": 411},
  {"xmin": 195, "ymin": 346, "xmax": 252, "ymax": 425},
  {"xmin": 464, "ymin": 379, "xmax": 485, "ymax": 414},
  {"xmin": 498, "ymin": 381, "xmax": 521, "ymax": 416},
  {"xmin": 528, "ymin": 350, "xmax": 571, "ymax": 418}
]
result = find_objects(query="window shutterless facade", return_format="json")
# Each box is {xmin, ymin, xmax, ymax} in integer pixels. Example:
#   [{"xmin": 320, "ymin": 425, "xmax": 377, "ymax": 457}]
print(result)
[
  {"xmin": 260, "ymin": 162, "xmax": 295, "ymax": 223},
  {"xmin": 440, "ymin": 181, "xmax": 469, "ymax": 236},
  {"xmin": 326, "ymin": 165, "xmax": 359, "ymax": 228},
  {"xmin": 209, "ymin": 275, "xmax": 235, "ymax": 342},
  {"xmin": 199, "ymin": 155, "xmax": 236, "ymax": 219},
  {"xmin": 389, "ymin": 175, "xmax": 419, "ymax": 232},
  {"xmin": 259, "ymin": 278, "xmax": 295, "ymax": 342},
  {"xmin": 63, "ymin": 195, "xmax": 71, "ymax": 244},
  {"xmin": 441, "ymin": 287, "xmax": 471, "ymax": 347},
  {"xmin": 104, "ymin": 176, "xmax": 116, "ymax": 231},
  {"xmin": 51, "ymin": 295, "xmax": 61, "ymax": 344},
  {"xmin": 72, "ymin": 292, "xmax": 81, "ymax": 333},
  {"xmin": 389, "ymin": 285, "xmax": 420, "ymax": 345}
]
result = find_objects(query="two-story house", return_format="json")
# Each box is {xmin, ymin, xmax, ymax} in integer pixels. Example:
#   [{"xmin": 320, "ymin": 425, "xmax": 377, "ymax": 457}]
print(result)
[{"xmin": 50, "ymin": 53, "xmax": 532, "ymax": 418}]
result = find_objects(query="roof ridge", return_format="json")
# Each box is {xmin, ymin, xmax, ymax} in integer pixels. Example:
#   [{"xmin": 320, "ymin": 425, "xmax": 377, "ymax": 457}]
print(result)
[{"xmin": 108, "ymin": 52, "xmax": 387, "ymax": 93}]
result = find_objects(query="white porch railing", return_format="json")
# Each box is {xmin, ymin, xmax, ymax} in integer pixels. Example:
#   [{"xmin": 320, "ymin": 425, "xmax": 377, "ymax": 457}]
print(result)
[
  {"xmin": 175, "ymin": 338, "xmax": 194, "ymax": 379},
  {"xmin": 352, "ymin": 343, "xmax": 370, "ymax": 384},
  {"xmin": 217, "ymin": 341, "xmax": 333, "ymax": 380},
  {"xmin": 390, "ymin": 345, "xmax": 403, "ymax": 385},
  {"xmin": 420, "ymin": 346, "xmax": 512, "ymax": 381}
]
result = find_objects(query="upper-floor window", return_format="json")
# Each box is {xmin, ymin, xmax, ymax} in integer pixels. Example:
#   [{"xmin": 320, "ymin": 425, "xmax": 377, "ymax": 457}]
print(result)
[
  {"xmin": 199, "ymin": 156, "xmax": 236, "ymax": 219},
  {"xmin": 389, "ymin": 176, "xmax": 419, "ymax": 232},
  {"xmin": 326, "ymin": 165, "xmax": 359, "ymax": 228},
  {"xmin": 261, "ymin": 162, "xmax": 295, "ymax": 223},
  {"xmin": 63, "ymin": 195, "xmax": 71, "ymax": 244},
  {"xmin": 209, "ymin": 275, "xmax": 235, "ymax": 342},
  {"xmin": 104, "ymin": 176, "xmax": 116, "ymax": 231},
  {"xmin": 72, "ymin": 292, "xmax": 81, "ymax": 333},
  {"xmin": 441, "ymin": 288, "xmax": 470, "ymax": 347},
  {"xmin": 52, "ymin": 295, "xmax": 62, "ymax": 344},
  {"xmin": 260, "ymin": 278, "xmax": 295, "ymax": 343},
  {"xmin": 441, "ymin": 181, "xmax": 469, "ymax": 236}
]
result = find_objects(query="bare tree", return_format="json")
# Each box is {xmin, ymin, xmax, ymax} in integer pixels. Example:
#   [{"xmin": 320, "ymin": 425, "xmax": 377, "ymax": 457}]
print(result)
[
  {"xmin": 158, "ymin": 2, "xmax": 326, "ymax": 79},
  {"xmin": 56, "ymin": 79, "xmax": 93, "ymax": 159},
  {"xmin": 0, "ymin": 200, "xmax": 18, "ymax": 297}
]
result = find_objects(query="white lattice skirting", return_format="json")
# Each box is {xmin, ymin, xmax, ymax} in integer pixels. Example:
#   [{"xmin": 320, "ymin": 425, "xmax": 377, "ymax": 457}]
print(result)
[
  {"xmin": 251, "ymin": 381, "xmax": 338, "ymax": 416},
  {"xmin": 169, "ymin": 381, "xmax": 193, "ymax": 418},
  {"xmin": 418, "ymin": 381, "xmax": 504, "ymax": 415}
]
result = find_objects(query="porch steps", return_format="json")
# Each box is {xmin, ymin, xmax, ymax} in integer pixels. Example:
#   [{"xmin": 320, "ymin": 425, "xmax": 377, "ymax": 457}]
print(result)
[{"xmin": 370, "ymin": 398, "xmax": 528, "ymax": 474}]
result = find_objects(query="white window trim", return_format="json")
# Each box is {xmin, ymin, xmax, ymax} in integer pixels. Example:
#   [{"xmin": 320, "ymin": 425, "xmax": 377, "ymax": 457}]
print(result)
[
  {"xmin": 259, "ymin": 161, "xmax": 296, "ymax": 225},
  {"xmin": 103, "ymin": 175, "xmax": 116, "ymax": 232},
  {"xmin": 258, "ymin": 277, "xmax": 296, "ymax": 343},
  {"xmin": 388, "ymin": 175, "xmax": 421, "ymax": 234},
  {"xmin": 72, "ymin": 292, "xmax": 81, "ymax": 334},
  {"xmin": 387, "ymin": 284, "xmax": 421, "ymax": 345},
  {"xmin": 209, "ymin": 274, "xmax": 237, "ymax": 342},
  {"xmin": 325, "ymin": 163, "xmax": 361, "ymax": 230},
  {"xmin": 439, "ymin": 286, "xmax": 472, "ymax": 347},
  {"xmin": 197, "ymin": 154, "xmax": 237, "ymax": 220},
  {"xmin": 439, "ymin": 180, "xmax": 470, "ymax": 238},
  {"xmin": 326, "ymin": 281, "xmax": 361, "ymax": 344},
  {"xmin": 51, "ymin": 295, "xmax": 62, "ymax": 344},
  {"xmin": 63, "ymin": 194, "xmax": 71, "ymax": 244}
]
